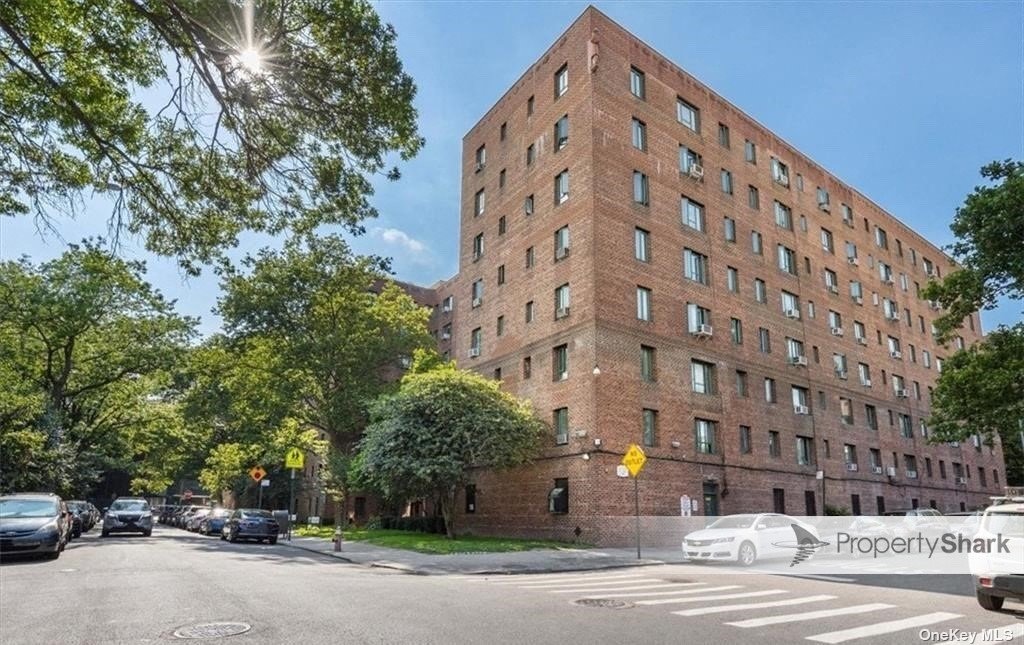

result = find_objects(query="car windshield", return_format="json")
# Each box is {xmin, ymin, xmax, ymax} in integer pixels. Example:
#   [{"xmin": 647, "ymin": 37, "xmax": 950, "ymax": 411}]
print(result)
[
  {"xmin": 982, "ymin": 510, "xmax": 1024, "ymax": 538},
  {"xmin": 240, "ymin": 510, "xmax": 273, "ymax": 519},
  {"xmin": 110, "ymin": 500, "xmax": 149, "ymax": 512},
  {"xmin": 0, "ymin": 499, "xmax": 58, "ymax": 518},
  {"xmin": 707, "ymin": 515, "xmax": 756, "ymax": 529}
]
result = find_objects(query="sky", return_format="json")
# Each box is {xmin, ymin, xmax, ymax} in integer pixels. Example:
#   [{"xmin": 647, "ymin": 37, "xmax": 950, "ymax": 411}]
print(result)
[{"xmin": 2, "ymin": 1, "xmax": 1022, "ymax": 337}]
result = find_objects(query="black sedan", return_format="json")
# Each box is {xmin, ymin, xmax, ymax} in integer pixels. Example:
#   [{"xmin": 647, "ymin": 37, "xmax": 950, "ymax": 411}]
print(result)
[
  {"xmin": 0, "ymin": 493, "xmax": 71, "ymax": 559},
  {"xmin": 222, "ymin": 509, "xmax": 279, "ymax": 544}
]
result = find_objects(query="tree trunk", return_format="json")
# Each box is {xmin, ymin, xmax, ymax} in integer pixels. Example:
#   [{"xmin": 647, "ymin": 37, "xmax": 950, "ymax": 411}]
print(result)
[{"xmin": 443, "ymin": 486, "xmax": 457, "ymax": 539}]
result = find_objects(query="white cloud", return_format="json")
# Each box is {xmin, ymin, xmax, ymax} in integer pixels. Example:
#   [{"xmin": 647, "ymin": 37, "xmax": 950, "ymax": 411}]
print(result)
[{"xmin": 369, "ymin": 227, "xmax": 431, "ymax": 262}]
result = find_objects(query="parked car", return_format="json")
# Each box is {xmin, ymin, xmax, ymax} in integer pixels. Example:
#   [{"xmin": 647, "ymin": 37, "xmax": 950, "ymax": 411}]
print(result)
[
  {"xmin": 175, "ymin": 506, "xmax": 201, "ymax": 529},
  {"xmin": 883, "ymin": 508, "xmax": 948, "ymax": 539},
  {"xmin": 970, "ymin": 501, "xmax": 1024, "ymax": 612},
  {"xmin": 101, "ymin": 498, "xmax": 153, "ymax": 537},
  {"xmin": 158, "ymin": 505, "xmax": 180, "ymax": 524},
  {"xmin": 186, "ymin": 509, "xmax": 211, "ymax": 532},
  {"xmin": 222, "ymin": 509, "xmax": 279, "ymax": 544},
  {"xmin": 65, "ymin": 501, "xmax": 95, "ymax": 535},
  {"xmin": 945, "ymin": 511, "xmax": 983, "ymax": 537},
  {"xmin": 682, "ymin": 513, "xmax": 820, "ymax": 566},
  {"xmin": 0, "ymin": 493, "xmax": 71, "ymax": 559},
  {"xmin": 198, "ymin": 508, "xmax": 230, "ymax": 536}
]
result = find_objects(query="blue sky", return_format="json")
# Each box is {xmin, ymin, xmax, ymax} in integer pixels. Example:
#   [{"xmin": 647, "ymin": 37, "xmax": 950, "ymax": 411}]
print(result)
[{"xmin": 2, "ymin": 1, "xmax": 1021, "ymax": 336}]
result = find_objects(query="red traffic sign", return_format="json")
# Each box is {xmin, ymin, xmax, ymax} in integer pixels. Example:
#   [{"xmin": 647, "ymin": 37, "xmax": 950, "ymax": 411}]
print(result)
[{"xmin": 249, "ymin": 466, "xmax": 267, "ymax": 482}]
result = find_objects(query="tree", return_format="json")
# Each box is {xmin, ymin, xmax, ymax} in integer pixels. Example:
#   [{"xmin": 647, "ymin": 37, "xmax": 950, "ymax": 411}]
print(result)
[
  {"xmin": 0, "ymin": 0, "xmax": 422, "ymax": 274},
  {"xmin": 358, "ymin": 363, "xmax": 545, "ymax": 538},
  {"xmin": 0, "ymin": 241, "xmax": 195, "ymax": 494},
  {"xmin": 922, "ymin": 160, "xmax": 1024, "ymax": 484}
]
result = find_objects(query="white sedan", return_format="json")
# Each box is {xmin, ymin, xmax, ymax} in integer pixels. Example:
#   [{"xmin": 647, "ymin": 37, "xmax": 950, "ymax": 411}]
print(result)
[{"xmin": 682, "ymin": 513, "xmax": 818, "ymax": 566}]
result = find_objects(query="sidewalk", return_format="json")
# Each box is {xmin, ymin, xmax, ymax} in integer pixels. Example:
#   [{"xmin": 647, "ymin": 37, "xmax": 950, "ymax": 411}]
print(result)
[{"xmin": 280, "ymin": 534, "xmax": 688, "ymax": 575}]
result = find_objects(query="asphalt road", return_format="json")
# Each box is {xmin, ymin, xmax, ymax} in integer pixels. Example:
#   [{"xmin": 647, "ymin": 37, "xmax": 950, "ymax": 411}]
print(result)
[{"xmin": 1, "ymin": 526, "xmax": 1021, "ymax": 645}]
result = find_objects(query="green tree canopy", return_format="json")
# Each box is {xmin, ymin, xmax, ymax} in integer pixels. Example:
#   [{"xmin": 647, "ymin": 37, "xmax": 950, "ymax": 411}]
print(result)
[
  {"xmin": 0, "ymin": 0, "xmax": 422, "ymax": 273},
  {"xmin": 358, "ymin": 364, "xmax": 545, "ymax": 538}
]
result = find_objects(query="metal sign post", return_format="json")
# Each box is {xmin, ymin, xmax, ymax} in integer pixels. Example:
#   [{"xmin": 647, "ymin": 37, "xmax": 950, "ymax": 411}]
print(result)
[
  {"xmin": 633, "ymin": 475, "xmax": 641, "ymax": 559},
  {"xmin": 284, "ymin": 448, "xmax": 305, "ymax": 542},
  {"xmin": 621, "ymin": 444, "xmax": 647, "ymax": 560},
  {"xmin": 288, "ymin": 468, "xmax": 295, "ymax": 541}
]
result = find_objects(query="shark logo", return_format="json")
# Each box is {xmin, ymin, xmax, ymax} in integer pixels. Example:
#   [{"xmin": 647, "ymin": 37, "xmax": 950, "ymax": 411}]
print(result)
[{"xmin": 771, "ymin": 523, "xmax": 832, "ymax": 567}]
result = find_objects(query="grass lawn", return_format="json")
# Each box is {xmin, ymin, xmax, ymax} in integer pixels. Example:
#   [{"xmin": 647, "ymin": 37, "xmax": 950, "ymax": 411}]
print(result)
[{"xmin": 292, "ymin": 526, "xmax": 580, "ymax": 554}]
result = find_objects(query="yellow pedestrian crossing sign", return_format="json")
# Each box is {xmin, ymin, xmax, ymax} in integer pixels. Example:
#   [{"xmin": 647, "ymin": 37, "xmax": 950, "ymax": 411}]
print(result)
[
  {"xmin": 621, "ymin": 444, "xmax": 646, "ymax": 477},
  {"xmin": 285, "ymin": 447, "xmax": 305, "ymax": 470}
]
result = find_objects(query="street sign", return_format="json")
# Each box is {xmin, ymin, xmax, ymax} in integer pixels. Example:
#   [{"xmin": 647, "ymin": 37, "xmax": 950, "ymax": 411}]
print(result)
[
  {"xmin": 308, "ymin": 516, "xmax": 320, "ymax": 525},
  {"xmin": 260, "ymin": 479, "xmax": 270, "ymax": 487},
  {"xmin": 680, "ymin": 495, "xmax": 691, "ymax": 517},
  {"xmin": 249, "ymin": 466, "xmax": 266, "ymax": 482},
  {"xmin": 284, "ymin": 448, "xmax": 305, "ymax": 469},
  {"xmin": 616, "ymin": 465, "xmax": 629, "ymax": 478},
  {"xmin": 183, "ymin": 489, "xmax": 193, "ymax": 501},
  {"xmin": 621, "ymin": 444, "xmax": 647, "ymax": 477}
]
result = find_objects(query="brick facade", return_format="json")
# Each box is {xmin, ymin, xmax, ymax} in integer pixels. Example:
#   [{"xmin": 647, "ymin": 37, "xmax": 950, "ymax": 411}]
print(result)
[{"xmin": 413, "ymin": 7, "xmax": 1005, "ymax": 546}]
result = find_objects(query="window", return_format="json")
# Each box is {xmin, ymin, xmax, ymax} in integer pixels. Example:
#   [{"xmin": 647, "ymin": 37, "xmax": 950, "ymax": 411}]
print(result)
[
  {"xmin": 754, "ymin": 278, "xmax": 767, "ymax": 303},
  {"xmin": 640, "ymin": 345, "xmax": 656, "ymax": 382},
  {"xmin": 758, "ymin": 326, "xmax": 771, "ymax": 353},
  {"xmin": 525, "ymin": 300, "xmax": 534, "ymax": 323},
  {"xmin": 525, "ymin": 246, "xmax": 535, "ymax": 269},
  {"xmin": 642, "ymin": 409, "xmax": 658, "ymax": 447},
  {"xmin": 441, "ymin": 296, "xmax": 454, "ymax": 313},
  {"xmin": 554, "ymin": 114, "xmax": 569, "ymax": 151},
  {"xmin": 821, "ymin": 228, "xmax": 834, "ymax": 254},
  {"xmin": 751, "ymin": 231, "xmax": 763, "ymax": 255},
  {"xmin": 769, "ymin": 431, "xmax": 781, "ymax": 457},
  {"xmin": 687, "ymin": 302, "xmax": 711, "ymax": 333},
  {"xmin": 764, "ymin": 377, "xmax": 777, "ymax": 403},
  {"xmin": 726, "ymin": 266, "xmax": 739, "ymax": 293},
  {"xmin": 745, "ymin": 140, "xmax": 757, "ymax": 164},
  {"xmin": 472, "ymin": 232, "xmax": 484, "ymax": 260},
  {"xmin": 874, "ymin": 226, "xmax": 889, "ymax": 249},
  {"xmin": 553, "ymin": 408, "xmax": 568, "ymax": 445},
  {"xmin": 554, "ymin": 169, "xmax": 569, "ymax": 204},
  {"xmin": 636, "ymin": 287, "xmax": 652, "ymax": 321},
  {"xmin": 748, "ymin": 185, "xmax": 760, "ymax": 209},
  {"xmin": 869, "ymin": 449, "xmax": 882, "ymax": 472},
  {"xmin": 635, "ymin": 228, "xmax": 650, "ymax": 262},
  {"xmin": 740, "ymin": 426, "xmax": 752, "ymax": 453},
  {"xmin": 496, "ymin": 264, "xmax": 505, "ymax": 285},
  {"xmin": 904, "ymin": 454, "xmax": 918, "ymax": 477},
  {"xmin": 796, "ymin": 436, "xmax": 814, "ymax": 466},
  {"xmin": 846, "ymin": 241, "xmax": 859, "ymax": 263},
  {"xmin": 500, "ymin": 122, "xmax": 507, "ymax": 141},
  {"xmin": 724, "ymin": 217, "xmax": 736, "ymax": 242},
  {"xmin": 735, "ymin": 369, "xmax": 748, "ymax": 396},
  {"xmin": 720, "ymin": 169, "xmax": 733, "ymax": 194},
  {"xmin": 922, "ymin": 350, "xmax": 931, "ymax": 368},
  {"xmin": 554, "ymin": 283, "xmax": 570, "ymax": 317},
  {"xmin": 522, "ymin": 356, "xmax": 531, "ymax": 379},
  {"xmin": 475, "ymin": 144, "xmax": 486, "ymax": 169},
  {"xmin": 677, "ymin": 97, "xmax": 700, "ymax": 131},
  {"xmin": 898, "ymin": 413, "xmax": 913, "ymax": 438},
  {"xmin": 695, "ymin": 419, "xmax": 716, "ymax": 454},
  {"xmin": 842, "ymin": 203, "xmax": 854, "ymax": 227},
  {"xmin": 470, "ymin": 327, "xmax": 482, "ymax": 354},
  {"xmin": 553, "ymin": 344, "xmax": 568, "ymax": 381},
  {"xmin": 474, "ymin": 188, "xmax": 485, "ymax": 216},
  {"xmin": 781, "ymin": 290, "xmax": 800, "ymax": 316},
  {"xmin": 879, "ymin": 261, "xmax": 893, "ymax": 283},
  {"xmin": 498, "ymin": 214, "xmax": 507, "ymax": 234},
  {"xmin": 524, "ymin": 194, "xmax": 534, "ymax": 216},
  {"xmin": 854, "ymin": 320, "xmax": 866, "ymax": 342},
  {"xmin": 496, "ymin": 315, "xmax": 504, "ymax": 336},
  {"xmin": 633, "ymin": 171, "xmax": 650, "ymax": 206},
  {"xmin": 526, "ymin": 144, "xmax": 535, "ymax": 166},
  {"xmin": 684, "ymin": 248, "xmax": 709, "ymax": 284},
  {"xmin": 817, "ymin": 187, "xmax": 830, "ymax": 210},
  {"xmin": 774, "ymin": 201, "xmax": 792, "ymax": 230},
  {"xmin": 679, "ymin": 145, "xmax": 701, "ymax": 174},
  {"xmin": 554, "ymin": 64, "xmax": 568, "ymax": 98},
  {"xmin": 840, "ymin": 397, "xmax": 854, "ymax": 425},
  {"xmin": 471, "ymin": 279, "xmax": 484, "ymax": 305},
  {"xmin": 858, "ymin": 362, "xmax": 871, "ymax": 386},
  {"xmin": 465, "ymin": 485, "xmax": 476, "ymax": 513},
  {"xmin": 792, "ymin": 385, "xmax": 809, "ymax": 411},
  {"xmin": 527, "ymin": 95, "xmax": 535, "ymax": 116},
  {"xmin": 833, "ymin": 353, "xmax": 848, "ymax": 377},
  {"xmin": 828, "ymin": 309, "xmax": 843, "ymax": 331},
  {"xmin": 777, "ymin": 244, "xmax": 797, "ymax": 274},
  {"xmin": 691, "ymin": 360, "xmax": 715, "ymax": 394},
  {"xmin": 631, "ymin": 118, "xmax": 647, "ymax": 151},
  {"xmin": 730, "ymin": 318, "xmax": 743, "ymax": 344},
  {"xmin": 844, "ymin": 444, "xmax": 858, "ymax": 467},
  {"xmin": 718, "ymin": 123, "xmax": 730, "ymax": 147},
  {"xmin": 786, "ymin": 337, "xmax": 805, "ymax": 361},
  {"xmin": 825, "ymin": 269, "xmax": 839, "ymax": 291},
  {"xmin": 554, "ymin": 226, "xmax": 570, "ymax": 260},
  {"xmin": 850, "ymin": 280, "xmax": 863, "ymax": 301},
  {"xmin": 681, "ymin": 197, "xmax": 705, "ymax": 232},
  {"xmin": 630, "ymin": 67, "xmax": 645, "ymax": 99}
]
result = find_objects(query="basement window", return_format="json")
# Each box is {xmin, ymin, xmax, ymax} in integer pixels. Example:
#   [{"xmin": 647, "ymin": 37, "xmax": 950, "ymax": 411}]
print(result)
[{"xmin": 548, "ymin": 478, "xmax": 569, "ymax": 514}]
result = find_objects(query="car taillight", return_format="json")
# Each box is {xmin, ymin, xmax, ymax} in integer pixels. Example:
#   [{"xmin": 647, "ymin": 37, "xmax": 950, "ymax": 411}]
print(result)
[{"xmin": 978, "ymin": 577, "xmax": 993, "ymax": 588}]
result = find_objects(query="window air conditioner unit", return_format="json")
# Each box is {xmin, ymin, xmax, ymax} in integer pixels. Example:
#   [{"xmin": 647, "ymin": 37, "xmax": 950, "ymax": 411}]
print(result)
[
  {"xmin": 442, "ymin": 304, "xmax": 453, "ymax": 313},
  {"xmin": 819, "ymin": 202, "xmax": 831, "ymax": 212},
  {"xmin": 926, "ymin": 269, "xmax": 938, "ymax": 279},
  {"xmin": 886, "ymin": 466, "xmax": 898, "ymax": 477},
  {"xmin": 856, "ymin": 337, "xmax": 868, "ymax": 345},
  {"xmin": 835, "ymin": 369, "xmax": 848, "ymax": 380},
  {"xmin": 827, "ymin": 285, "xmax": 839, "ymax": 294},
  {"xmin": 472, "ymin": 252, "xmax": 482, "ymax": 262},
  {"xmin": 557, "ymin": 371, "xmax": 568, "ymax": 382},
  {"xmin": 895, "ymin": 389, "xmax": 908, "ymax": 398},
  {"xmin": 441, "ymin": 332, "xmax": 451, "ymax": 340},
  {"xmin": 846, "ymin": 463, "xmax": 858, "ymax": 472},
  {"xmin": 555, "ymin": 246, "xmax": 569, "ymax": 260},
  {"xmin": 830, "ymin": 327, "xmax": 844, "ymax": 337},
  {"xmin": 468, "ymin": 348, "xmax": 481, "ymax": 358},
  {"xmin": 472, "ymin": 297, "xmax": 482, "ymax": 308},
  {"xmin": 687, "ymin": 164, "xmax": 704, "ymax": 180},
  {"xmin": 557, "ymin": 136, "xmax": 568, "ymax": 149},
  {"xmin": 785, "ymin": 309, "xmax": 801, "ymax": 320},
  {"xmin": 475, "ymin": 161, "xmax": 485, "ymax": 172},
  {"xmin": 789, "ymin": 355, "xmax": 808, "ymax": 367},
  {"xmin": 955, "ymin": 476, "xmax": 967, "ymax": 485},
  {"xmin": 886, "ymin": 312, "xmax": 901, "ymax": 321},
  {"xmin": 852, "ymin": 296, "xmax": 863, "ymax": 305},
  {"xmin": 693, "ymin": 324, "xmax": 713, "ymax": 337},
  {"xmin": 793, "ymin": 404, "xmax": 810, "ymax": 415},
  {"xmin": 847, "ymin": 256, "xmax": 859, "ymax": 266},
  {"xmin": 871, "ymin": 466, "xmax": 883, "ymax": 475},
  {"xmin": 882, "ymin": 277, "xmax": 894, "ymax": 285},
  {"xmin": 861, "ymin": 378, "xmax": 872, "ymax": 387},
  {"xmin": 775, "ymin": 174, "xmax": 790, "ymax": 187},
  {"xmin": 555, "ymin": 307, "xmax": 570, "ymax": 319},
  {"xmin": 890, "ymin": 350, "xmax": 902, "ymax": 359},
  {"xmin": 906, "ymin": 470, "xmax": 918, "ymax": 480}
]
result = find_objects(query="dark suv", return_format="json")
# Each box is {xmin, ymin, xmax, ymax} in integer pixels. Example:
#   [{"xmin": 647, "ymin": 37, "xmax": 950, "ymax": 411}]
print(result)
[
  {"xmin": 101, "ymin": 498, "xmax": 153, "ymax": 537},
  {"xmin": 0, "ymin": 493, "xmax": 71, "ymax": 559}
]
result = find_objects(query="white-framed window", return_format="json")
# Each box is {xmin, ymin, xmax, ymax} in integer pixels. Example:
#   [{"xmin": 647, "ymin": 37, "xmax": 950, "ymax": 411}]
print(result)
[
  {"xmin": 781, "ymin": 290, "xmax": 800, "ymax": 315},
  {"xmin": 758, "ymin": 327, "xmax": 771, "ymax": 353},
  {"xmin": 726, "ymin": 266, "xmax": 739, "ymax": 293},
  {"xmin": 686, "ymin": 302, "xmax": 711, "ymax": 332},
  {"xmin": 554, "ymin": 283, "xmax": 570, "ymax": 315},
  {"xmin": 833, "ymin": 353, "xmax": 848, "ymax": 375},
  {"xmin": 764, "ymin": 377, "xmax": 777, "ymax": 403},
  {"xmin": 554, "ymin": 64, "xmax": 568, "ymax": 98},
  {"xmin": 691, "ymin": 359, "xmax": 715, "ymax": 394},
  {"xmin": 791, "ymin": 386, "xmax": 809, "ymax": 410},
  {"xmin": 634, "ymin": 228, "xmax": 650, "ymax": 262},
  {"xmin": 554, "ymin": 226, "xmax": 570, "ymax": 259},
  {"xmin": 875, "ymin": 226, "xmax": 889, "ymax": 249},
  {"xmin": 474, "ymin": 188, "xmax": 485, "ymax": 216},
  {"xmin": 681, "ymin": 197, "xmax": 705, "ymax": 232},
  {"xmin": 842, "ymin": 203, "xmax": 854, "ymax": 226},
  {"xmin": 633, "ymin": 171, "xmax": 649, "ymax": 206},
  {"xmin": 858, "ymin": 362, "xmax": 871, "ymax": 386},
  {"xmin": 642, "ymin": 408, "xmax": 657, "ymax": 447},
  {"xmin": 744, "ymin": 140, "xmax": 756, "ymax": 164},
  {"xmin": 630, "ymin": 66, "xmax": 645, "ymax": 99},
  {"xmin": 721, "ymin": 169, "xmax": 733, "ymax": 194},
  {"xmin": 846, "ymin": 241, "xmax": 858, "ymax": 262},
  {"xmin": 677, "ymin": 97, "xmax": 700, "ymax": 132},
  {"xmin": 774, "ymin": 201, "xmax": 792, "ymax": 230},
  {"xmin": 751, "ymin": 231, "xmax": 763, "ymax": 255},
  {"xmin": 631, "ymin": 118, "xmax": 647, "ymax": 151},
  {"xmin": 695, "ymin": 419, "xmax": 716, "ymax": 454},
  {"xmin": 724, "ymin": 217, "xmax": 736, "ymax": 242},
  {"xmin": 922, "ymin": 350, "xmax": 931, "ymax": 368},
  {"xmin": 771, "ymin": 158, "xmax": 790, "ymax": 186},
  {"xmin": 471, "ymin": 279, "xmax": 484, "ymax": 304},
  {"xmin": 475, "ymin": 144, "xmax": 486, "ymax": 168},
  {"xmin": 753, "ymin": 278, "xmax": 767, "ymax": 303},
  {"xmin": 817, "ymin": 187, "xmax": 830, "ymax": 209},
  {"xmin": 684, "ymin": 248, "xmax": 709, "ymax": 285},
  {"xmin": 472, "ymin": 232, "xmax": 484, "ymax": 260},
  {"xmin": 777, "ymin": 244, "xmax": 797, "ymax": 274},
  {"xmin": 554, "ymin": 114, "xmax": 569, "ymax": 150},
  {"xmin": 553, "ymin": 407, "xmax": 568, "ymax": 445},
  {"xmin": 554, "ymin": 169, "xmax": 569, "ymax": 204},
  {"xmin": 636, "ymin": 286, "xmax": 652, "ymax": 321},
  {"xmin": 679, "ymin": 145, "xmax": 701, "ymax": 173},
  {"xmin": 821, "ymin": 228, "xmax": 834, "ymax": 253},
  {"xmin": 825, "ymin": 269, "xmax": 839, "ymax": 290},
  {"xmin": 828, "ymin": 309, "xmax": 842, "ymax": 330},
  {"xmin": 786, "ymin": 337, "xmax": 805, "ymax": 360}
]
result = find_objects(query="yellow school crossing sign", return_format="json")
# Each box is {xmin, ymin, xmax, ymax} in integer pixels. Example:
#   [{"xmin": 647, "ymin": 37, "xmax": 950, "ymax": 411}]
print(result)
[
  {"xmin": 621, "ymin": 443, "xmax": 647, "ymax": 477},
  {"xmin": 284, "ymin": 447, "xmax": 305, "ymax": 470}
]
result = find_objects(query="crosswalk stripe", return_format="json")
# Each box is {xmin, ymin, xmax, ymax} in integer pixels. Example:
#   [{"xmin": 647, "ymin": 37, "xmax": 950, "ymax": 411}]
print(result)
[
  {"xmin": 549, "ymin": 583, "xmax": 702, "ymax": 594},
  {"xmin": 672, "ymin": 594, "xmax": 837, "ymax": 617},
  {"xmin": 493, "ymin": 572, "xmax": 646, "ymax": 585},
  {"xmin": 779, "ymin": 574, "xmax": 855, "ymax": 583},
  {"xmin": 587, "ymin": 585, "xmax": 739, "ymax": 600},
  {"xmin": 725, "ymin": 602, "xmax": 895, "ymax": 627},
  {"xmin": 517, "ymin": 578, "xmax": 658, "ymax": 589},
  {"xmin": 506, "ymin": 575, "xmax": 651, "ymax": 587},
  {"xmin": 806, "ymin": 612, "xmax": 962, "ymax": 643},
  {"xmin": 935, "ymin": 623, "xmax": 1024, "ymax": 645},
  {"xmin": 636, "ymin": 589, "xmax": 786, "ymax": 606}
]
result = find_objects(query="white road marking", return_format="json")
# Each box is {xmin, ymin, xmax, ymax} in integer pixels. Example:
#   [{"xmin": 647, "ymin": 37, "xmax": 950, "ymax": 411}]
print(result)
[
  {"xmin": 504, "ymin": 575, "xmax": 651, "ymax": 587},
  {"xmin": 672, "ymin": 594, "xmax": 836, "ymax": 617},
  {"xmin": 636, "ymin": 589, "xmax": 786, "ymax": 606},
  {"xmin": 726, "ymin": 603, "xmax": 896, "ymax": 627},
  {"xmin": 549, "ymin": 583, "xmax": 702, "ymax": 594},
  {"xmin": 806, "ymin": 612, "xmax": 962, "ymax": 643},
  {"xmin": 935, "ymin": 623, "xmax": 1024, "ymax": 645},
  {"xmin": 779, "ymin": 574, "xmax": 855, "ymax": 583},
  {"xmin": 493, "ymin": 572, "xmax": 647, "ymax": 584},
  {"xmin": 517, "ymin": 577, "xmax": 658, "ymax": 589}
]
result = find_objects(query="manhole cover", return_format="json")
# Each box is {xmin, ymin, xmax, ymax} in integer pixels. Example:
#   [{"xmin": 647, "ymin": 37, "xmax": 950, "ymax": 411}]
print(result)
[
  {"xmin": 572, "ymin": 598, "xmax": 633, "ymax": 609},
  {"xmin": 173, "ymin": 623, "xmax": 251, "ymax": 639}
]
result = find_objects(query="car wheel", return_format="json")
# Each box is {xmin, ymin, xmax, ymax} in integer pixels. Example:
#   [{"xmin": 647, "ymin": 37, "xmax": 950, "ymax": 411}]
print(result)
[
  {"xmin": 101, "ymin": 530, "xmax": 109, "ymax": 538},
  {"xmin": 220, "ymin": 532, "xmax": 227, "ymax": 541},
  {"xmin": 143, "ymin": 530, "xmax": 152, "ymax": 537},
  {"xmin": 976, "ymin": 592, "xmax": 1004, "ymax": 611},
  {"xmin": 229, "ymin": 532, "xmax": 238, "ymax": 543},
  {"xmin": 737, "ymin": 541, "xmax": 757, "ymax": 566},
  {"xmin": 44, "ymin": 549, "xmax": 60, "ymax": 560},
  {"xmin": 269, "ymin": 537, "xmax": 277, "ymax": 545}
]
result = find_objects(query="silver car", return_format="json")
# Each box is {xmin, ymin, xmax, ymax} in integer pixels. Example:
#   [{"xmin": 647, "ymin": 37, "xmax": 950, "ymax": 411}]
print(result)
[{"xmin": 101, "ymin": 498, "xmax": 153, "ymax": 537}]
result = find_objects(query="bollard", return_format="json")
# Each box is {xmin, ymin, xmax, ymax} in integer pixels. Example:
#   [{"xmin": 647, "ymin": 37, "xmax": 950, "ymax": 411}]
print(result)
[{"xmin": 333, "ymin": 526, "xmax": 343, "ymax": 552}]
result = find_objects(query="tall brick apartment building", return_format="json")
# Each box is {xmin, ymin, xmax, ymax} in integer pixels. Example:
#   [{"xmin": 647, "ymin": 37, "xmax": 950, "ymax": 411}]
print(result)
[{"xmin": 420, "ymin": 7, "xmax": 1005, "ymax": 545}]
